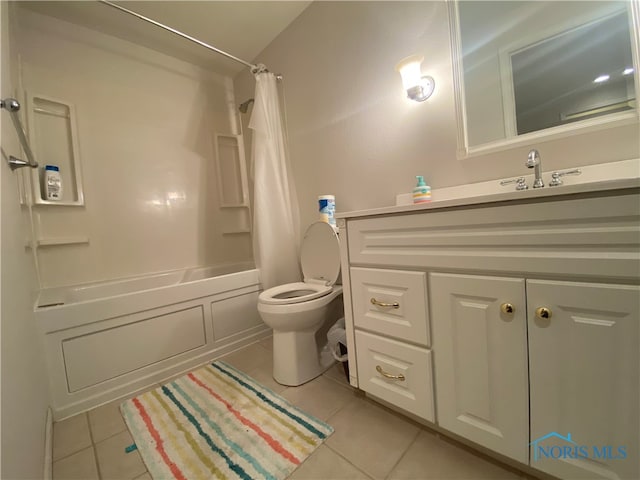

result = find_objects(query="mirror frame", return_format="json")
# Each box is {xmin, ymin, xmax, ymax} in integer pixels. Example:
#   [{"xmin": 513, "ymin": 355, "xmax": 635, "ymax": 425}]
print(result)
[{"xmin": 447, "ymin": 0, "xmax": 640, "ymax": 159}]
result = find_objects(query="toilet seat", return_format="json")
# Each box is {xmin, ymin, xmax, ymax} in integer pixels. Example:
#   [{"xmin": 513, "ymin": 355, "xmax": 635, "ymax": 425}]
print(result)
[
  {"xmin": 258, "ymin": 222, "xmax": 341, "ymax": 307},
  {"xmin": 259, "ymin": 282, "xmax": 332, "ymax": 305}
]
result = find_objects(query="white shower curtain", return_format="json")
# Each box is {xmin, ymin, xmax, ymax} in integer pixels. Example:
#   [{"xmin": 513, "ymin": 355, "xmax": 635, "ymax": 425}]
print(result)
[{"xmin": 249, "ymin": 71, "xmax": 302, "ymax": 289}]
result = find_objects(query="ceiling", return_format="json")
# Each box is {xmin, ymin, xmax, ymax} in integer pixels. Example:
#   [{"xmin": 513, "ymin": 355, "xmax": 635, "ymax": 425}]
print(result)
[{"xmin": 19, "ymin": 1, "xmax": 312, "ymax": 76}]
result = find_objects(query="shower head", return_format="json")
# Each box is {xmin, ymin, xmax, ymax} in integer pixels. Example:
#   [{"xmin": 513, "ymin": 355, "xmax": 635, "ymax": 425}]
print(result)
[{"xmin": 239, "ymin": 98, "xmax": 254, "ymax": 113}]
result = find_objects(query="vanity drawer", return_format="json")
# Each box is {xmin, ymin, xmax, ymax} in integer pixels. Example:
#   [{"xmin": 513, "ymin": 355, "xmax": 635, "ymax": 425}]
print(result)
[
  {"xmin": 355, "ymin": 330, "xmax": 434, "ymax": 422},
  {"xmin": 350, "ymin": 267, "xmax": 429, "ymax": 346}
]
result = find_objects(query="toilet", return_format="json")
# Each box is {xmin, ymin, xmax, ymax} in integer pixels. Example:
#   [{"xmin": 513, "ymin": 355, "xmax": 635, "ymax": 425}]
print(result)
[{"xmin": 258, "ymin": 222, "xmax": 343, "ymax": 386}]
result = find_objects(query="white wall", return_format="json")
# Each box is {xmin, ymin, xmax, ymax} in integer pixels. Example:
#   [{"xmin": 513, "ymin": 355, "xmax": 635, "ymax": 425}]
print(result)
[
  {"xmin": 1, "ymin": 3, "xmax": 51, "ymax": 478},
  {"xmin": 234, "ymin": 1, "xmax": 639, "ymax": 231},
  {"xmin": 16, "ymin": 9, "xmax": 253, "ymax": 288}
]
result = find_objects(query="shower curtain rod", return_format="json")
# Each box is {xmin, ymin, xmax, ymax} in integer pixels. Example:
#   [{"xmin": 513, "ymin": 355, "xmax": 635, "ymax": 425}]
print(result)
[{"xmin": 99, "ymin": 0, "xmax": 259, "ymax": 71}]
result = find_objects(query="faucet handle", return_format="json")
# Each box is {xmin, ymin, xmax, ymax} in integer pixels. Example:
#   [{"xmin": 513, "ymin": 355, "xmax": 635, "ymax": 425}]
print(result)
[
  {"xmin": 549, "ymin": 168, "xmax": 582, "ymax": 187},
  {"xmin": 500, "ymin": 176, "xmax": 528, "ymax": 190}
]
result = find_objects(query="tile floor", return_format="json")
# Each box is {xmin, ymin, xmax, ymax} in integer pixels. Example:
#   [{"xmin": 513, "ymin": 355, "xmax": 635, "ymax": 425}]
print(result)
[{"xmin": 53, "ymin": 337, "xmax": 531, "ymax": 480}]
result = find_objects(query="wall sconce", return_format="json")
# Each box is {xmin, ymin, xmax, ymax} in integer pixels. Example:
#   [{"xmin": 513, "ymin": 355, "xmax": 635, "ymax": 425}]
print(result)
[{"xmin": 395, "ymin": 54, "xmax": 435, "ymax": 102}]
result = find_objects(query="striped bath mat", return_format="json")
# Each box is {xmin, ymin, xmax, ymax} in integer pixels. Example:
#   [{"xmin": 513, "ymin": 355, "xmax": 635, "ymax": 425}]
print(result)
[{"xmin": 121, "ymin": 361, "xmax": 333, "ymax": 480}]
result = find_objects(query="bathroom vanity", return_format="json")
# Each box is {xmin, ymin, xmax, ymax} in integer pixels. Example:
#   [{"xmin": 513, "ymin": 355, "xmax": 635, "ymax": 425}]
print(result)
[{"xmin": 337, "ymin": 174, "xmax": 639, "ymax": 480}]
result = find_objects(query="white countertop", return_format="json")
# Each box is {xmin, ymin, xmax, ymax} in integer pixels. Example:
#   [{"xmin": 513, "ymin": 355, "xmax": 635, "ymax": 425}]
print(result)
[{"xmin": 336, "ymin": 158, "xmax": 640, "ymax": 219}]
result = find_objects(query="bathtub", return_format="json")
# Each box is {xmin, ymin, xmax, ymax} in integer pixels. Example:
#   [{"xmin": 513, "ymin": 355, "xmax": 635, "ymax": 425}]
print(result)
[{"xmin": 35, "ymin": 263, "xmax": 269, "ymax": 420}]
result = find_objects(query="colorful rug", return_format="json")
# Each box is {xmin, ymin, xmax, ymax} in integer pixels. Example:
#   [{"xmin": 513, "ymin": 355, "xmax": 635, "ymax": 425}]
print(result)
[{"xmin": 121, "ymin": 361, "xmax": 333, "ymax": 480}]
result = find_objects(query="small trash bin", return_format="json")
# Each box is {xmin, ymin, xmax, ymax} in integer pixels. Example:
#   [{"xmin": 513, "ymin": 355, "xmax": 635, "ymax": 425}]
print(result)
[{"xmin": 327, "ymin": 317, "xmax": 350, "ymax": 382}]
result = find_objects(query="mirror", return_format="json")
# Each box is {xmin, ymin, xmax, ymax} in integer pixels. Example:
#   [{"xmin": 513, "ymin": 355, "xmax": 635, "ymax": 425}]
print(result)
[{"xmin": 450, "ymin": 1, "xmax": 639, "ymax": 154}]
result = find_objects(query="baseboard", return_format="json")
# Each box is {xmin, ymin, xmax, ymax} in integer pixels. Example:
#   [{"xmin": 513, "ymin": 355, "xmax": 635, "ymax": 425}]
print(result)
[{"xmin": 43, "ymin": 407, "xmax": 53, "ymax": 480}]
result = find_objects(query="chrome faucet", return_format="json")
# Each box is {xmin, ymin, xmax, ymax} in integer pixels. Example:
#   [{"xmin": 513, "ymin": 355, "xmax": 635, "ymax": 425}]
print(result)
[{"xmin": 525, "ymin": 149, "xmax": 544, "ymax": 188}]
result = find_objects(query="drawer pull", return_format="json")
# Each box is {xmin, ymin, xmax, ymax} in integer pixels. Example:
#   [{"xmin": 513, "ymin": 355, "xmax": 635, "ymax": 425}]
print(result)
[
  {"xmin": 370, "ymin": 298, "xmax": 400, "ymax": 309},
  {"xmin": 376, "ymin": 365, "xmax": 405, "ymax": 381}
]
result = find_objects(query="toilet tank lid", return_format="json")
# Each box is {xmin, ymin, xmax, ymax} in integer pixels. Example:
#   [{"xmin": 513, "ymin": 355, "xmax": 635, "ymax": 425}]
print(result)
[{"xmin": 300, "ymin": 222, "xmax": 340, "ymax": 286}]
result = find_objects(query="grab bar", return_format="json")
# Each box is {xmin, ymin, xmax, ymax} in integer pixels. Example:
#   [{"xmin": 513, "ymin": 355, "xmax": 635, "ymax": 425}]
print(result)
[{"xmin": 1, "ymin": 97, "xmax": 38, "ymax": 170}]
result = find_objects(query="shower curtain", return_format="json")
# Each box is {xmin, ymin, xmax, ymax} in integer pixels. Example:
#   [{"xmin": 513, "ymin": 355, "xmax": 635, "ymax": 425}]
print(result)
[{"xmin": 249, "ymin": 71, "xmax": 301, "ymax": 289}]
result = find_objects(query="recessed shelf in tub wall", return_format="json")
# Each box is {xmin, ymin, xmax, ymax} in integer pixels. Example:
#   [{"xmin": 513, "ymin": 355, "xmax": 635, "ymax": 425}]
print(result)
[
  {"xmin": 221, "ymin": 207, "xmax": 251, "ymax": 235},
  {"xmin": 214, "ymin": 133, "xmax": 251, "ymax": 234},
  {"xmin": 26, "ymin": 93, "xmax": 85, "ymax": 206},
  {"xmin": 214, "ymin": 133, "xmax": 249, "ymax": 208}
]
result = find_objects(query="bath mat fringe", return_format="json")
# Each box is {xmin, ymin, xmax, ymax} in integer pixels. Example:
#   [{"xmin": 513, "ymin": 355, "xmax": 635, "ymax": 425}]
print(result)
[{"xmin": 121, "ymin": 361, "xmax": 333, "ymax": 479}]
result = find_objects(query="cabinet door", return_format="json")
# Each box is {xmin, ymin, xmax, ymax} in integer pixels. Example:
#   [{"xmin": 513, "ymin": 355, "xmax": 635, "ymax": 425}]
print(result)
[
  {"xmin": 528, "ymin": 280, "xmax": 639, "ymax": 480},
  {"xmin": 431, "ymin": 273, "xmax": 529, "ymax": 464}
]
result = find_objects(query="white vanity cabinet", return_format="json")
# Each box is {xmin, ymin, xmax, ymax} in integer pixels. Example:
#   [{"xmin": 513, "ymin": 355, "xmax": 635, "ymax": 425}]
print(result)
[
  {"xmin": 349, "ymin": 267, "xmax": 435, "ymax": 422},
  {"xmin": 527, "ymin": 279, "xmax": 639, "ymax": 480},
  {"xmin": 430, "ymin": 273, "xmax": 529, "ymax": 464},
  {"xmin": 338, "ymin": 186, "xmax": 640, "ymax": 479},
  {"xmin": 430, "ymin": 274, "xmax": 640, "ymax": 479}
]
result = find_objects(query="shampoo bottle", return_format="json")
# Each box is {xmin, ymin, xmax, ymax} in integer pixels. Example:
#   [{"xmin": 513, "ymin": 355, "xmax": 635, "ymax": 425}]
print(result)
[
  {"xmin": 44, "ymin": 165, "xmax": 62, "ymax": 201},
  {"xmin": 413, "ymin": 175, "xmax": 431, "ymax": 204}
]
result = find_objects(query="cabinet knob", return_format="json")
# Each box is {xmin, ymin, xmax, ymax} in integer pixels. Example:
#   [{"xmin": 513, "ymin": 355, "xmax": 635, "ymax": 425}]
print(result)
[
  {"xmin": 376, "ymin": 365, "xmax": 405, "ymax": 381},
  {"xmin": 535, "ymin": 307, "xmax": 552, "ymax": 319},
  {"xmin": 500, "ymin": 303, "xmax": 514, "ymax": 314},
  {"xmin": 370, "ymin": 298, "xmax": 400, "ymax": 309}
]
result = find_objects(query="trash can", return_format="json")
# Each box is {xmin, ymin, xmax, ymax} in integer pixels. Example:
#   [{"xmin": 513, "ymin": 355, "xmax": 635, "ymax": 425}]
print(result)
[{"xmin": 327, "ymin": 317, "xmax": 349, "ymax": 382}]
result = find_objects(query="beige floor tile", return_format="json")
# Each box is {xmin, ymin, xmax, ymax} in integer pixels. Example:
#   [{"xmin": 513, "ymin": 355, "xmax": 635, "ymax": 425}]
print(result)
[
  {"xmin": 290, "ymin": 445, "xmax": 372, "ymax": 479},
  {"xmin": 52, "ymin": 447, "xmax": 99, "ymax": 480},
  {"xmin": 281, "ymin": 375, "xmax": 358, "ymax": 421},
  {"xmin": 53, "ymin": 413, "xmax": 92, "ymax": 461},
  {"xmin": 133, "ymin": 472, "xmax": 152, "ymax": 480},
  {"xmin": 326, "ymin": 397, "xmax": 420, "ymax": 480},
  {"xmin": 95, "ymin": 430, "xmax": 146, "ymax": 480},
  {"xmin": 87, "ymin": 381, "xmax": 161, "ymax": 440},
  {"xmin": 246, "ymin": 364, "xmax": 289, "ymax": 395},
  {"xmin": 88, "ymin": 400, "xmax": 127, "ymax": 444},
  {"xmin": 322, "ymin": 361, "xmax": 351, "ymax": 386},
  {"xmin": 388, "ymin": 430, "xmax": 521, "ymax": 480},
  {"xmin": 259, "ymin": 335, "xmax": 273, "ymax": 351},
  {"xmin": 220, "ymin": 341, "xmax": 272, "ymax": 373}
]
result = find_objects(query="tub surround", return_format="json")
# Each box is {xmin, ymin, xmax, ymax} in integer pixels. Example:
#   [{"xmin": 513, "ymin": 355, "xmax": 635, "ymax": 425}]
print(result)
[
  {"xmin": 337, "ymin": 175, "xmax": 639, "ymax": 480},
  {"xmin": 36, "ymin": 265, "xmax": 268, "ymax": 420},
  {"xmin": 15, "ymin": 8, "xmax": 253, "ymax": 290}
]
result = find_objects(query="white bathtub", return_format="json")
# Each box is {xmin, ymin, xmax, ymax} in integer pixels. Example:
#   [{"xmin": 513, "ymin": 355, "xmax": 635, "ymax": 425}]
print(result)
[
  {"xmin": 37, "ymin": 262, "xmax": 255, "ymax": 307},
  {"xmin": 36, "ymin": 263, "xmax": 269, "ymax": 419}
]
